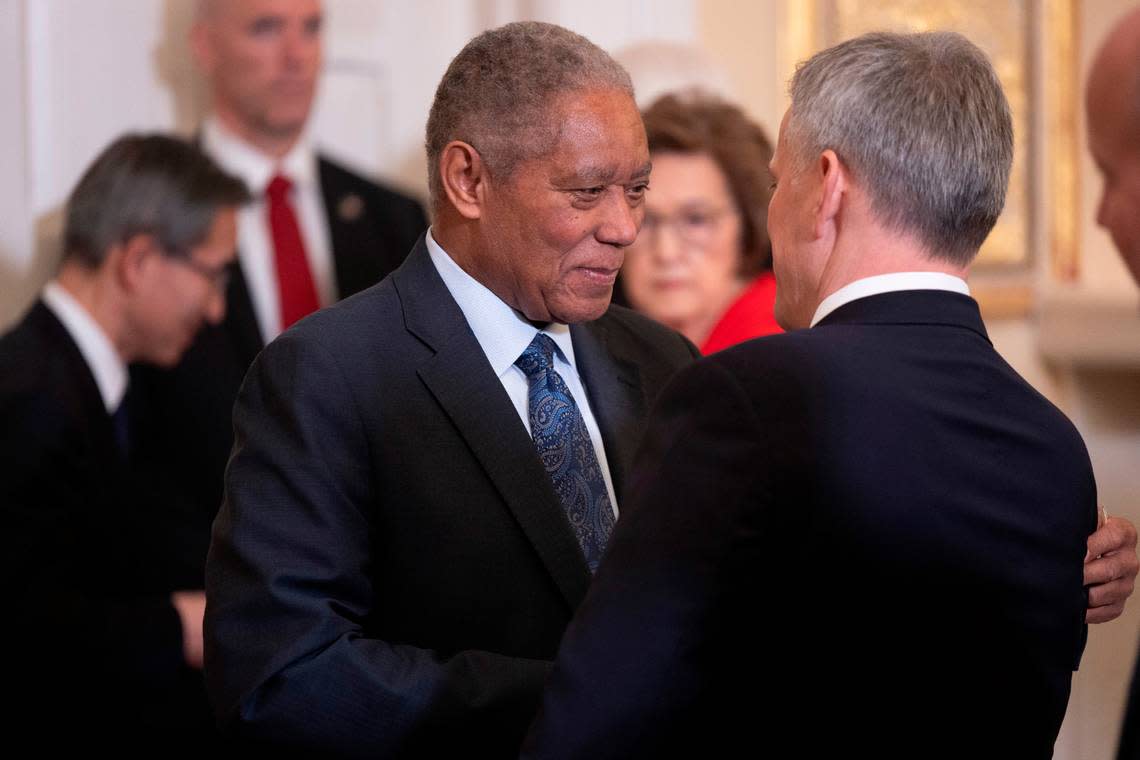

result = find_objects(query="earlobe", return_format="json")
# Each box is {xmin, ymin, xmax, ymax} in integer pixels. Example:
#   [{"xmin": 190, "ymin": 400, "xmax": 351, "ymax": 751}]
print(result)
[
  {"xmin": 440, "ymin": 141, "xmax": 486, "ymax": 221},
  {"xmin": 814, "ymin": 149, "xmax": 845, "ymax": 238}
]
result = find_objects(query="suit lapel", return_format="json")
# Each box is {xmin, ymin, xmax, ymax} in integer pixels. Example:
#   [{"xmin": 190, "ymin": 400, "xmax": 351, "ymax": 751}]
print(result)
[
  {"xmin": 394, "ymin": 241, "xmax": 591, "ymax": 609},
  {"xmin": 222, "ymin": 263, "xmax": 265, "ymax": 367},
  {"xmin": 571, "ymin": 320, "xmax": 645, "ymax": 506},
  {"xmin": 319, "ymin": 157, "xmax": 378, "ymax": 298}
]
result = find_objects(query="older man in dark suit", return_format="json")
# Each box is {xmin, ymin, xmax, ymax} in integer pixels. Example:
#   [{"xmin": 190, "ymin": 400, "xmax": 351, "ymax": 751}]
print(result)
[
  {"xmin": 204, "ymin": 22, "xmax": 696, "ymax": 756},
  {"xmin": 130, "ymin": 0, "xmax": 426, "ymax": 588},
  {"xmin": 0, "ymin": 134, "xmax": 247, "ymax": 748},
  {"xmin": 524, "ymin": 31, "xmax": 1128, "ymax": 760}
]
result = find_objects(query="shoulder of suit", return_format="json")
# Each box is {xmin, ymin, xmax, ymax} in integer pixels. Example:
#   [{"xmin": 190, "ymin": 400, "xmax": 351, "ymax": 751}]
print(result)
[
  {"xmin": 1, "ymin": 303, "xmax": 70, "ymax": 373},
  {"xmin": 316, "ymin": 153, "xmax": 426, "ymax": 214},
  {"xmin": 0, "ymin": 306, "xmax": 88, "ymax": 428},
  {"xmin": 269, "ymin": 276, "xmax": 401, "ymax": 347},
  {"xmin": 593, "ymin": 303, "xmax": 698, "ymax": 365}
]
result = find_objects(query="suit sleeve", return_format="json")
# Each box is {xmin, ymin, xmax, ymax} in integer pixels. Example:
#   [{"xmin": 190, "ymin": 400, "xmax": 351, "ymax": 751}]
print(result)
[
  {"xmin": 521, "ymin": 357, "xmax": 770, "ymax": 760},
  {"xmin": 205, "ymin": 330, "xmax": 550, "ymax": 757}
]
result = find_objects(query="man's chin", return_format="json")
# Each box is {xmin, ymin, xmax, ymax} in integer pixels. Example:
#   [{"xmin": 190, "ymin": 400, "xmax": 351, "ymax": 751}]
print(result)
[
  {"xmin": 145, "ymin": 335, "xmax": 196, "ymax": 369},
  {"xmin": 550, "ymin": 283, "xmax": 617, "ymax": 324},
  {"xmin": 257, "ymin": 112, "xmax": 311, "ymax": 141}
]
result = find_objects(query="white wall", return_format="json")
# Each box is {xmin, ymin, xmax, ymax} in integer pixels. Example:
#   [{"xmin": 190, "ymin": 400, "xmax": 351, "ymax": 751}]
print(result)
[
  {"xmin": 0, "ymin": 1, "xmax": 31, "ymax": 323},
  {"xmin": 0, "ymin": 0, "xmax": 698, "ymax": 326}
]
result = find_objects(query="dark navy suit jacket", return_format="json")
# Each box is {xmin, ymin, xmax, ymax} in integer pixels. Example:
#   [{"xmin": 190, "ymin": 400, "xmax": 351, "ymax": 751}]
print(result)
[
  {"xmin": 0, "ymin": 302, "xmax": 215, "ymax": 748},
  {"xmin": 204, "ymin": 238, "xmax": 698, "ymax": 756},
  {"xmin": 525, "ymin": 290, "xmax": 1096, "ymax": 759}
]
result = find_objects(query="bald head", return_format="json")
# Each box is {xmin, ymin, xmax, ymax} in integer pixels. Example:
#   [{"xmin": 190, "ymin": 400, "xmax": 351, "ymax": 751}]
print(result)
[
  {"xmin": 1086, "ymin": 8, "xmax": 1140, "ymax": 284},
  {"xmin": 191, "ymin": 0, "xmax": 323, "ymax": 157},
  {"xmin": 1088, "ymin": 8, "xmax": 1140, "ymax": 128}
]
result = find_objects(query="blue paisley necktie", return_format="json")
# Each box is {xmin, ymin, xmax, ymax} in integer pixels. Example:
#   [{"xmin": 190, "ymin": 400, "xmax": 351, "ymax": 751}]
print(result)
[{"xmin": 515, "ymin": 333, "xmax": 615, "ymax": 572}]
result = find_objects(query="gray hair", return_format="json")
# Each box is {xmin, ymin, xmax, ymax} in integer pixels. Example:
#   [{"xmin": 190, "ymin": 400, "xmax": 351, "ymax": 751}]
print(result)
[
  {"xmin": 63, "ymin": 133, "xmax": 249, "ymax": 267},
  {"xmin": 788, "ymin": 31, "xmax": 1013, "ymax": 266},
  {"xmin": 425, "ymin": 21, "xmax": 634, "ymax": 208}
]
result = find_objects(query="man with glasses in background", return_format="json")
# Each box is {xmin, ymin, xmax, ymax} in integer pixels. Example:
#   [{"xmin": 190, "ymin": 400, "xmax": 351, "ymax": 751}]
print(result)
[
  {"xmin": 129, "ymin": 0, "xmax": 427, "ymax": 594},
  {"xmin": 0, "ymin": 133, "xmax": 248, "ymax": 750}
]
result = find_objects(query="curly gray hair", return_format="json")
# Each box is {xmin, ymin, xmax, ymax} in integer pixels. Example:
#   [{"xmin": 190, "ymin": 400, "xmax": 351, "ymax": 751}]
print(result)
[{"xmin": 425, "ymin": 21, "xmax": 634, "ymax": 208}]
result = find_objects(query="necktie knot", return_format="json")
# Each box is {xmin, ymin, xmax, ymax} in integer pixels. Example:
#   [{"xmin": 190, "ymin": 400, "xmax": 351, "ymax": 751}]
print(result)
[
  {"xmin": 515, "ymin": 333, "xmax": 557, "ymax": 378},
  {"xmin": 266, "ymin": 174, "xmax": 293, "ymax": 202}
]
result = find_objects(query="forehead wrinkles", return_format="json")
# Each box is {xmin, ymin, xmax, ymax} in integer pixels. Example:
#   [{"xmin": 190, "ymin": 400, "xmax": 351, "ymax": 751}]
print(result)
[
  {"xmin": 546, "ymin": 103, "xmax": 647, "ymax": 182},
  {"xmin": 552, "ymin": 88, "xmax": 642, "ymax": 136}
]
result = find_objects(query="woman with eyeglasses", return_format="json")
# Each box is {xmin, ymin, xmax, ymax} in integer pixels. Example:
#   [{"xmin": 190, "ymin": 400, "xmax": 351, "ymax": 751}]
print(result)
[{"xmin": 620, "ymin": 92, "xmax": 781, "ymax": 354}]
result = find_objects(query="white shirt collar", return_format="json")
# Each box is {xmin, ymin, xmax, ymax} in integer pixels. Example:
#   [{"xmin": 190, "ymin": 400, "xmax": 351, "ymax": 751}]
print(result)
[
  {"xmin": 810, "ymin": 272, "xmax": 971, "ymax": 327},
  {"xmin": 41, "ymin": 281, "xmax": 128, "ymax": 412},
  {"xmin": 425, "ymin": 228, "xmax": 576, "ymax": 375},
  {"xmin": 201, "ymin": 116, "xmax": 317, "ymax": 196}
]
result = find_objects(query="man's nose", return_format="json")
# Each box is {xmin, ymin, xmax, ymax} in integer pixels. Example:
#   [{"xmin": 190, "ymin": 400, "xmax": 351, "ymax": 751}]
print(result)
[
  {"xmin": 283, "ymin": 28, "xmax": 317, "ymax": 67},
  {"xmin": 598, "ymin": 192, "xmax": 641, "ymax": 247}
]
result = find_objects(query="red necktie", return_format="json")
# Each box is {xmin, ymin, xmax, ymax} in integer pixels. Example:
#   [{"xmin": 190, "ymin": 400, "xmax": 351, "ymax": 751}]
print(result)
[{"xmin": 266, "ymin": 174, "xmax": 320, "ymax": 330}]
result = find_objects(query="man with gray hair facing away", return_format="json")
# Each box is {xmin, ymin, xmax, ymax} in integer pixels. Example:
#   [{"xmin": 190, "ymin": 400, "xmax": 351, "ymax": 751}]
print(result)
[
  {"xmin": 525, "ymin": 31, "xmax": 1100, "ymax": 759},
  {"xmin": 0, "ymin": 134, "xmax": 248, "ymax": 748},
  {"xmin": 205, "ymin": 21, "xmax": 696, "ymax": 756}
]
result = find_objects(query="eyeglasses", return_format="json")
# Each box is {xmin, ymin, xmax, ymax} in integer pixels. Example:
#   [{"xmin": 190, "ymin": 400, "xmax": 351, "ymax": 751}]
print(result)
[
  {"xmin": 168, "ymin": 253, "xmax": 237, "ymax": 293},
  {"xmin": 636, "ymin": 206, "xmax": 737, "ymax": 248}
]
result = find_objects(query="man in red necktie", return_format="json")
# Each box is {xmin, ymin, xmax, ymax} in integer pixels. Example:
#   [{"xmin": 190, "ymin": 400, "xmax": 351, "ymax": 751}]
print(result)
[{"xmin": 128, "ymin": 0, "xmax": 428, "ymax": 596}]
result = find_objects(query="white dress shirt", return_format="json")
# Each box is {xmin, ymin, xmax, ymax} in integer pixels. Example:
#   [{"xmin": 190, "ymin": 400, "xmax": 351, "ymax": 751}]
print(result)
[
  {"xmin": 425, "ymin": 230, "xmax": 620, "ymax": 516},
  {"xmin": 201, "ymin": 117, "xmax": 336, "ymax": 344},
  {"xmin": 810, "ymin": 272, "xmax": 971, "ymax": 327},
  {"xmin": 42, "ymin": 281, "xmax": 127, "ymax": 413}
]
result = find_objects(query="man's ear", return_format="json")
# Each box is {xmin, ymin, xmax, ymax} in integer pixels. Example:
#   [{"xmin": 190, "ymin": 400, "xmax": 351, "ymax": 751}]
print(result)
[
  {"xmin": 814, "ymin": 149, "xmax": 847, "ymax": 238},
  {"xmin": 113, "ymin": 234, "xmax": 159, "ymax": 293},
  {"xmin": 189, "ymin": 20, "xmax": 215, "ymax": 74},
  {"xmin": 439, "ymin": 141, "xmax": 490, "ymax": 221}
]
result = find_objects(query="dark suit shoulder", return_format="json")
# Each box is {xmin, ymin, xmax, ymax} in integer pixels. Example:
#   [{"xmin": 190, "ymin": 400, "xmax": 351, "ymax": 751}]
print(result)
[
  {"xmin": 244, "ymin": 279, "xmax": 415, "ymax": 414},
  {"xmin": 705, "ymin": 322, "xmax": 855, "ymax": 367},
  {"xmin": 317, "ymin": 153, "xmax": 426, "ymax": 224},
  {"xmin": 317, "ymin": 154, "xmax": 427, "ymax": 299},
  {"xmin": 0, "ymin": 304, "xmax": 90, "ymax": 430},
  {"xmin": 273, "ymin": 276, "xmax": 401, "ymax": 353},
  {"xmin": 593, "ymin": 303, "xmax": 699, "ymax": 368}
]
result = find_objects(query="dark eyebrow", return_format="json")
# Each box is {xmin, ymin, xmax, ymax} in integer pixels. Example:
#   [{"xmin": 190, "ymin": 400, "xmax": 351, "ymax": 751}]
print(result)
[
  {"xmin": 631, "ymin": 161, "xmax": 653, "ymax": 180},
  {"xmin": 553, "ymin": 161, "xmax": 653, "ymax": 187},
  {"xmin": 247, "ymin": 15, "xmax": 285, "ymax": 33}
]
